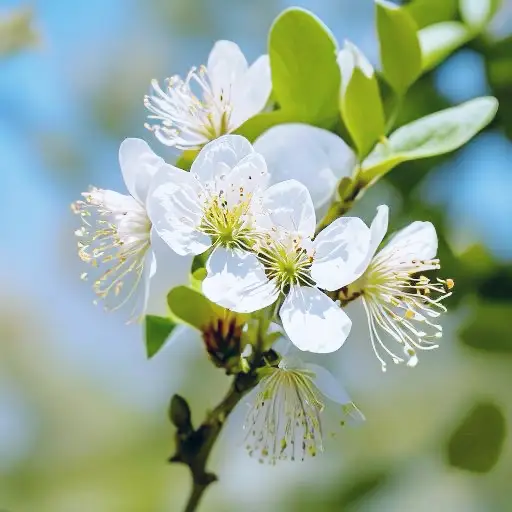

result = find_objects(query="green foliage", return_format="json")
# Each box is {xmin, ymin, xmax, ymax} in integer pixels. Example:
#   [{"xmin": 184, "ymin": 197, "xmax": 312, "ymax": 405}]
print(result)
[
  {"xmin": 419, "ymin": 22, "xmax": 471, "ymax": 72},
  {"xmin": 167, "ymin": 285, "xmax": 219, "ymax": 331},
  {"xmin": 460, "ymin": 303, "xmax": 512, "ymax": 352},
  {"xmin": 446, "ymin": 402, "xmax": 506, "ymax": 473},
  {"xmin": 339, "ymin": 43, "xmax": 385, "ymax": 158},
  {"xmin": 0, "ymin": 8, "xmax": 38, "ymax": 56},
  {"xmin": 144, "ymin": 315, "xmax": 178, "ymax": 358},
  {"xmin": 362, "ymin": 96, "xmax": 498, "ymax": 182},
  {"xmin": 268, "ymin": 8, "xmax": 340, "ymax": 129},
  {"xmin": 376, "ymin": 0, "xmax": 422, "ymax": 95},
  {"xmin": 405, "ymin": 0, "xmax": 458, "ymax": 29}
]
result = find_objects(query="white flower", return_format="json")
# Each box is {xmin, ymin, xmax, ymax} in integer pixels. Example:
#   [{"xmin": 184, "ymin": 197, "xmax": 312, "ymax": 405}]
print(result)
[
  {"xmin": 338, "ymin": 205, "xmax": 454, "ymax": 371},
  {"xmin": 72, "ymin": 138, "xmax": 191, "ymax": 319},
  {"xmin": 244, "ymin": 356, "xmax": 364, "ymax": 464},
  {"xmin": 145, "ymin": 40, "xmax": 271, "ymax": 149},
  {"xmin": 202, "ymin": 180, "xmax": 372, "ymax": 353},
  {"xmin": 147, "ymin": 135, "xmax": 269, "ymax": 266},
  {"xmin": 254, "ymin": 123, "xmax": 357, "ymax": 211}
]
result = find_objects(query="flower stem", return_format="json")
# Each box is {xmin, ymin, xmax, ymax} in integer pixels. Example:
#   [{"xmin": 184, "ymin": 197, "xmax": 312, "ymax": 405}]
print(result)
[{"xmin": 170, "ymin": 367, "xmax": 261, "ymax": 512}]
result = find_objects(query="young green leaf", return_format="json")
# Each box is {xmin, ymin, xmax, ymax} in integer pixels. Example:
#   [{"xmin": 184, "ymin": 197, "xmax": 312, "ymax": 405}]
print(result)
[
  {"xmin": 362, "ymin": 96, "xmax": 498, "ymax": 181},
  {"xmin": 167, "ymin": 285, "xmax": 219, "ymax": 331},
  {"xmin": 419, "ymin": 22, "xmax": 471, "ymax": 71},
  {"xmin": 376, "ymin": 0, "xmax": 422, "ymax": 95},
  {"xmin": 145, "ymin": 315, "xmax": 178, "ymax": 358},
  {"xmin": 339, "ymin": 41, "xmax": 385, "ymax": 158},
  {"xmin": 446, "ymin": 402, "xmax": 506, "ymax": 473},
  {"xmin": 404, "ymin": 0, "xmax": 458, "ymax": 29},
  {"xmin": 269, "ymin": 8, "xmax": 340, "ymax": 128}
]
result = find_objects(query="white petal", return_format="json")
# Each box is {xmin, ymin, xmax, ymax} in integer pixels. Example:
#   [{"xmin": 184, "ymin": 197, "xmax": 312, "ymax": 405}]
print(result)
[
  {"xmin": 380, "ymin": 221, "xmax": 438, "ymax": 262},
  {"xmin": 280, "ymin": 286, "xmax": 352, "ymax": 353},
  {"xmin": 311, "ymin": 216, "xmax": 371, "ymax": 291},
  {"xmin": 230, "ymin": 54, "xmax": 272, "ymax": 128},
  {"xmin": 144, "ymin": 229, "xmax": 194, "ymax": 316},
  {"xmin": 146, "ymin": 165, "xmax": 210, "ymax": 256},
  {"xmin": 262, "ymin": 180, "xmax": 316, "ymax": 238},
  {"xmin": 254, "ymin": 124, "xmax": 356, "ymax": 208},
  {"xmin": 207, "ymin": 40, "xmax": 248, "ymax": 99},
  {"xmin": 202, "ymin": 247, "xmax": 279, "ymax": 313},
  {"xmin": 191, "ymin": 135, "xmax": 254, "ymax": 184},
  {"xmin": 222, "ymin": 152, "xmax": 269, "ymax": 209},
  {"xmin": 303, "ymin": 363, "xmax": 351, "ymax": 404},
  {"xmin": 119, "ymin": 138, "xmax": 165, "ymax": 203}
]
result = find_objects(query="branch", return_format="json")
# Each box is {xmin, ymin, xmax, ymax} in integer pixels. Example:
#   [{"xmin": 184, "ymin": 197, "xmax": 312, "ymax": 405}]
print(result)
[{"xmin": 169, "ymin": 371, "xmax": 260, "ymax": 512}]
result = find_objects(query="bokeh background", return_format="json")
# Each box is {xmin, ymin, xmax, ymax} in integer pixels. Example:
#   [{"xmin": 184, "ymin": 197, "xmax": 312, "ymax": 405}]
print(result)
[{"xmin": 1, "ymin": 0, "xmax": 511, "ymax": 510}]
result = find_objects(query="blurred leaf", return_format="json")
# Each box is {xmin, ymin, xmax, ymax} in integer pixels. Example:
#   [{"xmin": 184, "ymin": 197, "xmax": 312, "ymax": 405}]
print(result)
[
  {"xmin": 376, "ymin": 0, "xmax": 422, "ymax": 95},
  {"xmin": 446, "ymin": 402, "xmax": 506, "ymax": 472},
  {"xmin": 176, "ymin": 150, "xmax": 198, "ymax": 171},
  {"xmin": 419, "ymin": 22, "xmax": 472, "ymax": 71},
  {"xmin": 169, "ymin": 394, "xmax": 193, "ymax": 433},
  {"xmin": 339, "ymin": 43, "xmax": 385, "ymax": 157},
  {"xmin": 459, "ymin": 0, "xmax": 501, "ymax": 33},
  {"xmin": 459, "ymin": 303, "xmax": 512, "ymax": 352},
  {"xmin": 0, "ymin": 7, "xmax": 38, "ymax": 56},
  {"xmin": 236, "ymin": 110, "xmax": 296, "ymax": 142},
  {"xmin": 168, "ymin": 286, "xmax": 218, "ymax": 331},
  {"xmin": 268, "ymin": 8, "xmax": 340, "ymax": 128},
  {"xmin": 145, "ymin": 315, "xmax": 178, "ymax": 358},
  {"xmin": 362, "ymin": 96, "xmax": 498, "ymax": 181},
  {"xmin": 405, "ymin": 0, "xmax": 458, "ymax": 29}
]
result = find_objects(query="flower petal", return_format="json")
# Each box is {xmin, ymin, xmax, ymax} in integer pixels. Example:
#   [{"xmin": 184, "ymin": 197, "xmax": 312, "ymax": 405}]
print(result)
[
  {"xmin": 207, "ymin": 40, "xmax": 248, "ymax": 99},
  {"xmin": 230, "ymin": 54, "xmax": 272, "ymax": 128},
  {"xmin": 146, "ymin": 165, "xmax": 210, "ymax": 256},
  {"xmin": 143, "ymin": 230, "xmax": 194, "ymax": 316},
  {"xmin": 261, "ymin": 180, "xmax": 316, "ymax": 238},
  {"xmin": 202, "ymin": 247, "xmax": 279, "ymax": 313},
  {"xmin": 304, "ymin": 363, "xmax": 351, "ymax": 404},
  {"xmin": 380, "ymin": 221, "xmax": 438, "ymax": 262},
  {"xmin": 280, "ymin": 286, "xmax": 352, "ymax": 353},
  {"xmin": 311, "ymin": 216, "xmax": 371, "ymax": 291},
  {"xmin": 254, "ymin": 124, "xmax": 356, "ymax": 208},
  {"xmin": 119, "ymin": 138, "xmax": 165, "ymax": 203},
  {"xmin": 223, "ymin": 152, "xmax": 269, "ymax": 209},
  {"xmin": 191, "ymin": 135, "xmax": 254, "ymax": 184}
]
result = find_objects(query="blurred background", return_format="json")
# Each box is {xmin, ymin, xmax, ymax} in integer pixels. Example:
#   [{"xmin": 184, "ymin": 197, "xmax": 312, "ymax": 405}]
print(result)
[{"xmin": 0, "ymin": 0, "xmax": 511, "ymax": 510}]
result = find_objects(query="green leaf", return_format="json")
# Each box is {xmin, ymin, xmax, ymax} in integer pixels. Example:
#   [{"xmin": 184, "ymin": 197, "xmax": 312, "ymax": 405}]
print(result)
[
  {"xmin": 405, "ymin": 0, "xmax": 458, "ymax": 29},
  {"xmin": 268, "ymin": 8, "xmax": 340, "ymax": 128},
  {"xmin": 459, "ymin": 0, "xmax": 500, "ymax": 32},
  {"xmin": 446, "ymin": 402, "xmax": 506, "ymax": 473},
  {"xmin": 459, "ymin": 302, "xmax": 512, "ymax": 352},
  {"xmin": 376, "ymin": 0, "xmax": 422, "ymax": 95},
  {"xmin": 144, "ymin": 315, "xmax": 178, "ymax": 358},
  {"xmin": 167, "ymin": 286, "xmax": 218, "ymax": 331},
  {"xmin": 362, "ymin": 96, "xmax": 498, "ymax": 181},
  {"xmin": 419, "ymin": 22, "xmax": 471, "ymax": 71},
  {"xmin": 235, "ymin": 110, "xmax": 296, "ymax": 142},
  {"xmin": 339, "ymin": 42, "xmax": 385, "ymax": 157}
]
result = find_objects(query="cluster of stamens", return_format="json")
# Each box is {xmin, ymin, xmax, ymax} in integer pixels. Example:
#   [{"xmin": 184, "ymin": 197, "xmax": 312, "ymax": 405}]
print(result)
[
  {"xmin": 257, "ymin": 236, "xmax": 315, "ymax": 294},
  {"xmin": 343, "ymin": 247, "xmax": 453, "ymax": 371},
  {"xmin": 144, "ymin": 65, "xmax": 232, "ymax": 149},
  {"xmin": 244, "ymin": 364, "xmax": 324, "ymax": 464},
  {"xmin": 72, "ymin": 189, "xmax": 150, "ymax": 320}
]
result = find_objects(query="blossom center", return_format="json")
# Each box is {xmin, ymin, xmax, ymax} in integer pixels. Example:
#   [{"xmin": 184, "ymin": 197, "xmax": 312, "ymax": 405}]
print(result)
[{"xmin": 144, "ymin": 66, "xmax": 232, "ymax": 149}]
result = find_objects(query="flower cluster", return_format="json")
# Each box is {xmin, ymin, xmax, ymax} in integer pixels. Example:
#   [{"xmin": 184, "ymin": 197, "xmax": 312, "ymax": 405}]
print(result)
[{"xmin": 72, "ymin": 38, "xmax": 454, "ymax": 465}]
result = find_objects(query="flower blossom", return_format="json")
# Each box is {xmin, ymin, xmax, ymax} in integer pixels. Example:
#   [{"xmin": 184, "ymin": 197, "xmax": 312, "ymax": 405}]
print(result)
[
  {"xmin": 244, "ymin": 356, "xmax": 364, "ymax": 464},
  {"xmin": 145, "ymin": 40, "xmax": 271, "ymax": 149},
  {"xmin": 147, "ymin": 135, "xmax": 269, "ymax": 268},
  {"xmin": 72, "ymin": 138, "xmax": 190, "ymax": 319},
  {"xmin": 202, "ymin": 180, "xmax": 372, "ymax": 353},
  {"xmin": 336, "ymin": 205, "xmax": 454, "ymax": 371}
]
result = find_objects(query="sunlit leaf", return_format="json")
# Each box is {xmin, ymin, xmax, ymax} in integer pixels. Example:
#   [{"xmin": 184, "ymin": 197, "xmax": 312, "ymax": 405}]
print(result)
[
  {"xmin": 167, "ymin": 286, "xmax": 218, "ymax": 331},
  {"xmin": 405, "ymin": 0, "xmax": 458, "ymax": 29},
  {"xmin": 376, "ymin": 0, "xmax": 422, "ymax": 95},
  {"xmin": 446, "ymin": 402, "xmax": 506, "ymax": 473},
  {"xmin": 268, "ymin": 8, "xmax": 340, "ymax": 128},
  {"xmin": 419, "ymin": 22, "xmax": 471, "ymax": 71},
  {"xmin": 362, "ymin": 96, "xmax": 498, "ymax": 181}
]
